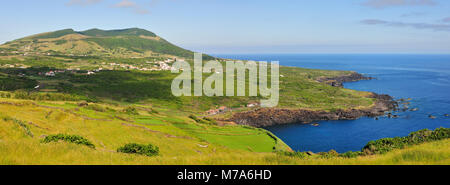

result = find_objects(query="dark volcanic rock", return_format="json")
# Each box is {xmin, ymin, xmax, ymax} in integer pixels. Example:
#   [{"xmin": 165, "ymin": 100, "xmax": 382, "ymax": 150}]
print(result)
[
  {"xmin": 229, "ymin": 72, "xmax": 397, "ymax": 127},
  {"xmin": 230, "ymin": 93, "xmax": 397, "ymax": 127},
  {"xmin": 317, "ymin": 72, "xmax": 373, "ymax": 87}
]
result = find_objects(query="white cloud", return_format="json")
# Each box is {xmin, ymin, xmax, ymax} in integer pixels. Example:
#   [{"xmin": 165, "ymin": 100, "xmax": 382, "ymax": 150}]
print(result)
[
  {"xmin": 443, "ymin": 17, "xmax": 450, "ymax": 23},
  {"xmin": 114, "ymin": 0, "xmax": 136, "ymax": 8},
  {"xmin": 400, "ymin": 12, "xmax": 426, "ymax": 17},
  {"xmin": 67, "ymin": 0, "xmax": 102, "ymax": 6},
  {"xmin": 361, "ymin": 19, "xmax": 450, "ymax": 32},
  {"xmin": 363, "ymin": 0, "xmax": 436, "ymax": 9},
  {"xmin": 113, "ymin": 0, "xmax": 150, "ymax": 14}
]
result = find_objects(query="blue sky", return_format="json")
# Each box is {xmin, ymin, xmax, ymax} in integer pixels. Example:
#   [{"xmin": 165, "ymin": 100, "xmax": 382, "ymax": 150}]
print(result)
[{"xmin": 1, "ymin": 0, "xmax": 450, "ymax": 54}]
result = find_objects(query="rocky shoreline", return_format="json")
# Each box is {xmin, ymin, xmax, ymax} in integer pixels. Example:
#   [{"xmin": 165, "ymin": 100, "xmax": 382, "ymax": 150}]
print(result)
[
  {"xmin": 317, "ymin": 72, "xmax": 373, "ymax": 87},
  {"xmin": 229, "ymin": 72, "xmax": 397, "ymax": 128}
]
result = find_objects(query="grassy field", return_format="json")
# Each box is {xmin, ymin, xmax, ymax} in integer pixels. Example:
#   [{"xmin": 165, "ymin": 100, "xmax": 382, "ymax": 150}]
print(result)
[
  {"xmin": 0, "ymin": 57, "xmax": 374, "ymax": 112},
  {"xmin": 2, "ymin": 138, "xmax": 448, "ymax": 165},
  {"xmin": 0, "ymin": 98, "xmax": 288, "ymax": 154},
  {"xmin": 0, "ymin": 98, "xmax": 448, "ymax": 165}
]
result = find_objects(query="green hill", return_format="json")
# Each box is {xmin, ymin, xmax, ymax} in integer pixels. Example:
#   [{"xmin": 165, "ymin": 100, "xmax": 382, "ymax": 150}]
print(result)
[
  {"xmin": 0, "ymin": 28, "xmax": 212, "ymax": 59},
  {"xmin": 31, "ymin": 29, "xmax": 78, "ymax": 39},
  {"xmin": 81, "ymin": 28, "xmax": 157, "ymax": 37}
]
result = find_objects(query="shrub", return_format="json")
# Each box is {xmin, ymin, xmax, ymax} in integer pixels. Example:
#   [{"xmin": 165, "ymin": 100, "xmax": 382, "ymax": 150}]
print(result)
[
  {"xmin": 13, "ymin": 118, "xmax": 33, "ymax": 137},
  {"xmin": 42, "ymin": 134, "xmax": 95, "ymax": 149},
  {"xmin": 54, "ymin": 40, "xmax": 68, "ymax": 45},
  {"xmin": 363, "ymin": 137, "xmax": 408, "ymax": 155},
  {"xmin": 189, "ymin": 115, "xmax": 216, "ymax": 125},
  {"xmin": 117, "ymin": 143, "xmax": 159, "ymax": 157},
  {"xmin": 278, "ymin": 128, "xmax": 450, "ymax": 158},
  {"xmin": 203, "ymin": 117, "xmax": 217, "ymax": 125},
  {"xmin": 0, "ymin": 75, "xmax": 37, "ymax": 91},
  {"xmin": 12, "ymin": 90, "xmax": 86, "ymax": 101},
  {"xmin": 87, "ymin": 104, "xmax": 106, "ymax": 112},
  {"xmin": 339, "ymin": 151, "xmax": 363, "ymax": 158},
  {"xmin": 408, "ymin": 128, "xmax": 449, "ymax": 144},
  {"xmin": 148, "ymin": 108, "xmax": 159, "ymax": 114},
  {"xmin": 0, "ymin": 91, "xmax": 12, "ymax": 98},
  {"xmin": 363, "ymin": 127, "xmax": 450, "ymax": 155},
  {"xmin": 266, "ymin": 132, "xmax": 278, "ymax": 143},
  {"xmin": 277, "ymin": 151, "xmax": 309, "ymax": 159},
  {"xmin": 122, "ymin": 106, "xmax": 139, "ymax": 115},
  {"xmin": 189, "ymin": 114, "xmax": 201, "ymax": 122},
  {"xmin": 318, "ymin": 150, "xmax": 339, "ymax": 158}
]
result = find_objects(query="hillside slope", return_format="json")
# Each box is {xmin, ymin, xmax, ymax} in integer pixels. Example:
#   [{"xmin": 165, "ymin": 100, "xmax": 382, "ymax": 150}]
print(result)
[{"xmin": 0, "ymin": 28, "xmax": 209, "ymax": 59}]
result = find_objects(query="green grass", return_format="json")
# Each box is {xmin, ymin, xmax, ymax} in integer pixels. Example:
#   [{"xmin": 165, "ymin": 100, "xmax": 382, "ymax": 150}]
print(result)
[
  {"xmin": 0, "ymin": 98, "xmax": 447, "ymax": 165},
  {"xmin": 85, "ymin": 36, "xmax": 194, "ymax": 58},
  {"xmin": 81, "ymin": 28, "xmax": 157, "ymax": 37},
  {"xmin": 0, "ymin": 60, "xmax": 375, "ymax": 113},
  {"xmin": 173, "ymin": 123, "xmax": 279, "ymax": 152},
  {"xmin": 0, "ymin": 73, "xmax": 37, "ymax": 91},
  {"xmin": 31, "ymin": 29, "xmax": 77, "ymax": 39},
  {"xmin": 0, "ymin": 99, "xmax": 285, "ymax": 153}
]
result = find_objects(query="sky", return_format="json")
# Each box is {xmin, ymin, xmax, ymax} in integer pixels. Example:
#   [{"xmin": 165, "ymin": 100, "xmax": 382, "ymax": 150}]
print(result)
[{"xmin": 1, "ymin": 0, "xmax": 450, "ymax": 54}]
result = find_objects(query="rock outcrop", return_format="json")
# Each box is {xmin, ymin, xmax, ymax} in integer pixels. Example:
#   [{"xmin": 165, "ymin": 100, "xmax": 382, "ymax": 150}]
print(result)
[
  {"xmin": 229, "ymin": 71, "xmax": 397, "ymax": 127},
  {"xmin": 230, "ymin": 93, "xmax": 397, "ymax": 127},
  {"xmin": 317, "ymin": 72, "xmax": 373, "ymax": 87}
]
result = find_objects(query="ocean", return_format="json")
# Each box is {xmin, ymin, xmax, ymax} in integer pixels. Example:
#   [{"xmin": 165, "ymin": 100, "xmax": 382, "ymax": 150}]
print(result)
[{"xmin": 214, "ymin": 54, "xmax": 450, "ymax": 153}]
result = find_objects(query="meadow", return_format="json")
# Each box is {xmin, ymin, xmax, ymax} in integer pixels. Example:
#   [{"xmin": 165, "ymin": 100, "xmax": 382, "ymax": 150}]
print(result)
[
  {"xmin": 0, "ymin": 98, "xmax": 448, "ymax": 165},
  {"xmin": 0, "ymin": 55, "xmax": 374, "ymax": 112}
]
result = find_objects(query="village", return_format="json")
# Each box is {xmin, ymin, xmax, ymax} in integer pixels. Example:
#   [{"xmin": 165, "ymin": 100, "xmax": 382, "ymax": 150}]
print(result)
[
  {"xmin": 0, "ymin": 57, "xmax": 182, "ymax": 77},
  {"xmin": 204, "ymin": 102, "xmax": 260, "ymax": 116},
  {"xmin": 107, "ymin": 58, "xmax": 179, "ymax": 71}
]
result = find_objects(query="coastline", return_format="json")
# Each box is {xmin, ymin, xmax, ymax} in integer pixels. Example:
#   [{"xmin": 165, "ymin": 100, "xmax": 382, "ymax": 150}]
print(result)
[
  {"xmin": 316, "ymin": 72, "xmax": 373, "ymax": 87},
  {"xmin": 229, "ymin": 72, "xmax": 397, "ymax": 127}
]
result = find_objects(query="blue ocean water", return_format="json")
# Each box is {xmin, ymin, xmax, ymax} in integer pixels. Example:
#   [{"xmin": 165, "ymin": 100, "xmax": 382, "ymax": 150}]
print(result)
[{"xmin": 214, "ymin": 54, "xmax": 450, "ymax": 153}]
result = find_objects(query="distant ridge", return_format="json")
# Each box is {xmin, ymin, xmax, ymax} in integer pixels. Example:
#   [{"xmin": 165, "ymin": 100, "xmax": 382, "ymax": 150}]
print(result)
[{"xmin": 81, "ymin": 28, "xmax": 157, "ymax": 37}]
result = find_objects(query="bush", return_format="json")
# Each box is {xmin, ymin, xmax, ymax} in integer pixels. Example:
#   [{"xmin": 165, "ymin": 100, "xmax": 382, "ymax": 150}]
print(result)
[
  {"xmin": 203, "ymin": 117, "xmax": 217, "ymax": 125},
  {"xmin": 278, "ymin": 128, "xmax": 450, "ymax": 158},
  {"xmin": 318, "ymin": 150, "xmax": 339, "ymax": 158},
  {"xmin": 408, "ymin": 128, "xmax": 449, "ymax": 144},
  {"xmin": 189, "ymin": 114, "xmax": 201, "ymax": 122},
  {"xmin": 189, "ymin": 114, "xmax": 216, "ymax": 125},
  {"xmin": 266, "ymin": 132, "xmax": 278, "ymax": 143},
  {"xmin": 148, "ymin": 108, "xmax": 159, "ymax": 114},
  {"xmin": 0, "ymin": 75, "xmax": 37, "ymax": 91},
  {"xmin": 122, "ymin": 106, "xmax": 139, "ymax": 115},
  {"xmin": 42, "ymin": 134, "xmax": 95, "ymax": 148},
  {"xmin": 117, "ymin": 143, "xmax": 159, "ymax": 157},
  {"xmin": 339, "ymin": 151, "xmax": 363, "ymax": 158},
  {"xmin": 0, "ymin": 91, "xmax": 12, "ymax": 98},
  {"xmin": 87, "ymin": 104, "xmax": 106, "ymax": 112},
  {"xmin": 277, "ymin": 151, "xmax": 309, "ymax": 159},
  {"xmin": 12, "ymin": 90, "xmax": 85, "ymax": 101},
  {"xmin": 363, "ymin": 127, "xmax": 450, "ymax": 155},
  {"xmin": 363, "ymin": 137, "xmax": 408, "ymax": 155}
]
